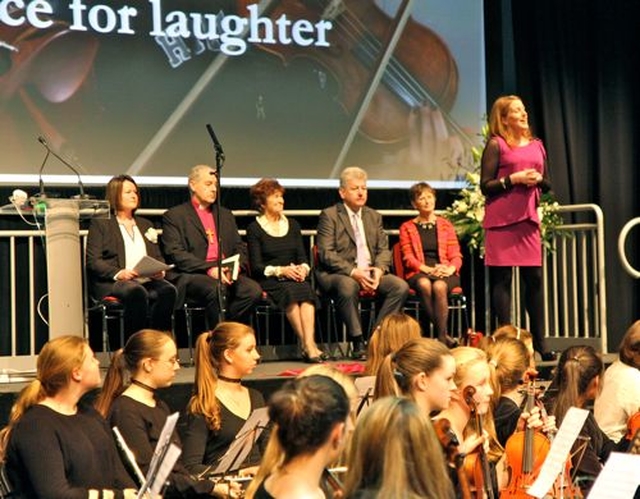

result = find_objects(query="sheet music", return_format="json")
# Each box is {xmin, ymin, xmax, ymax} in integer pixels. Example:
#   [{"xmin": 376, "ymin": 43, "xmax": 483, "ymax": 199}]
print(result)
[
  {"xmin": 210, "ymin": 407, "xmax": 270, "ymax": 476},
  {"xmin": 149, "ymin": 443, "xmax": 181, "ymax": 495},
  {"xmin": 222, "ymin": 254, "xmax": 240, "ymax": 281},
  {"xmin": 527, "ymin": 407, "xmax": 589, "ymax": 498},
  {"xmin": 588, "ymin": 452, "xmax": 640, "ymax": 498},
  {"xmin": 133, "ymin": 255, "xmax": 174, "ymax": 278},
  {"xmin": 137, "ymin": 412, "xmax": 180, "ymax": 499}
]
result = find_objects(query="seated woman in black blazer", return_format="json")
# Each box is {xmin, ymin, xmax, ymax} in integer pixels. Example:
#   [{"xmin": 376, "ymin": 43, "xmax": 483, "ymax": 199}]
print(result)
[{"xmin": 86, "ymin": 174, "xmax": 177, "ymax": 342}]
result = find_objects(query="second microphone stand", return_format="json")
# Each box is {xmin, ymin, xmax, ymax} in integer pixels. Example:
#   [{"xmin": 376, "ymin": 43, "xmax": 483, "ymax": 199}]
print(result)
[{"xmin": 213, "ymin": 139, "xmax": 226, "ymax": 322}]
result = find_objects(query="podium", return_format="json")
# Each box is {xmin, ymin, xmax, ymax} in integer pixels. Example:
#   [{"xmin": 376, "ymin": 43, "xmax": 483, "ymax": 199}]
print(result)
[{"xmin": 37, "ymin": 197, "xmax": 110, "ymax": 338}]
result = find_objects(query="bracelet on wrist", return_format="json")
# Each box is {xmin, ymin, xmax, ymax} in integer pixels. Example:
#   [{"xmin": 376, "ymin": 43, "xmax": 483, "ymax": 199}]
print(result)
[{"xmin": 499, "ymin": 176, "xmax": 512, "ymax": 190}]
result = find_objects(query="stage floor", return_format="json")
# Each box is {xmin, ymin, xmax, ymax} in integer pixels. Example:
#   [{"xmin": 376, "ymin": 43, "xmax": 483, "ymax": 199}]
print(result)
[{"xmin": 0, "ymin": 355, "xmax": 366, "ymax": 426}]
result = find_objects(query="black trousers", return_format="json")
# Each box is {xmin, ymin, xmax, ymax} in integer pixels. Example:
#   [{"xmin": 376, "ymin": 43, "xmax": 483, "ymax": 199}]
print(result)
[{"xmin": 173, "ymin": 273, "xmax": 263, "ymax": 326}]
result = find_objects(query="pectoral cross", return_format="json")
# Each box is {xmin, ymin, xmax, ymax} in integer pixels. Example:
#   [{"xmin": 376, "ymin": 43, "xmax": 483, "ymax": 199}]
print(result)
[{"xmin": 205, "ymin": 228, "xmax": 216, "ymax": 244}]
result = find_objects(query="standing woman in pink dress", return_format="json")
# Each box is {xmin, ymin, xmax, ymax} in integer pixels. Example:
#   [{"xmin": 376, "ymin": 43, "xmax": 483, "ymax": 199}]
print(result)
[{"xmin": 480, "ymin": 95, "xmax": 553, "ymax": 360}]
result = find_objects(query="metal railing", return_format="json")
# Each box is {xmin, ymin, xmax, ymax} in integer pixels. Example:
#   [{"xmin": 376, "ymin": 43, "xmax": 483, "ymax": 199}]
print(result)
[{"xmin": 0, "ymin": 204, "xmax": 608, "ymax": 371}]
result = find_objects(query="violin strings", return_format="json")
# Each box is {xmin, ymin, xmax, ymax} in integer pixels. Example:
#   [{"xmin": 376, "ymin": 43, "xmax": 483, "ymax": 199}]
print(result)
[
  {"xmin": 328, "ymin": 6, "xmax": 427, "ymax": 106},
  {"xmin": 321, "ymin": 1, "xmax": 474, "ymax": 143}
]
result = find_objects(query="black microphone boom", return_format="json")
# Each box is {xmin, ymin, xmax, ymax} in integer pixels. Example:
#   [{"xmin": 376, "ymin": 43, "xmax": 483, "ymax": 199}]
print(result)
[
  {"xmin": 37, "ymin": 148, "xmax": 51, "ymax": 199},
  {"xmin": 37, "ymin": 136, "xmax": 89, "ymax": 199},
  {"xmin": 205, "ymin": 124, "xmax": 225, "ymax": 164}
]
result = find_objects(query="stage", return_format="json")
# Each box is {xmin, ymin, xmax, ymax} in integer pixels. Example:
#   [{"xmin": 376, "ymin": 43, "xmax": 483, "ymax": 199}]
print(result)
[{"xmin": 0, "ymin": 353, "xmax": 366, "ymax": 427}]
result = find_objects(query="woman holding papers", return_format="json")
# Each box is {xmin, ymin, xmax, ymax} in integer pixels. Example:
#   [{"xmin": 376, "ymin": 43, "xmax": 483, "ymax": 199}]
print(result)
[
  {"xmin": 0, "ymin": 336, "xmax": 138, "ymax": 498},
  {"xmin": 86, "ymin": 174, "xmax": 177, "ymax": 341},
  {"xmin": 95, "ymin": 329, "xmax": 240, "ymax": 498},
  {"xmin": 246, "ymin": 178, "xmax": 325, "ymax": 363},
  {"xmin": 180, "ymin": 322, "xmax": 266, "ymax": 476}
]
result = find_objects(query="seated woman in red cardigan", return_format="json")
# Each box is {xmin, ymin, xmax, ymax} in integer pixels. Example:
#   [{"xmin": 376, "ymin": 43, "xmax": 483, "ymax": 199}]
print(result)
[{"xmin": 398, "ymin": 182, "xmax": 462, "ymax": 347}]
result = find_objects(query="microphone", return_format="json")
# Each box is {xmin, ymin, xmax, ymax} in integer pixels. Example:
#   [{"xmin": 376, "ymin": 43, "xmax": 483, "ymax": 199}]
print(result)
[
  {"xmin": 205, "ymin": 124, "xmax": 225, "ymax": 163},
  {"xmin": 36, "ymin": 144, "xmax": 51, "ymax": 199},
  {"xmin": 37, "ymin": 136, "xmax": 90, "ymax": 199}
]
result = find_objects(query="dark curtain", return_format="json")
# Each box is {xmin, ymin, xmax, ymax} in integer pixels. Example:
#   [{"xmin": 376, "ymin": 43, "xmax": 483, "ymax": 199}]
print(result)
[{"xmin": 486, "ymin": 0, "xmax": 640, "ymax": 349}]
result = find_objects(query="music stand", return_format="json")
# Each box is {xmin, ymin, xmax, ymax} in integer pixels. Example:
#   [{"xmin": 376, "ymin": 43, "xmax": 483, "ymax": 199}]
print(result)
[
  {"xmin": 210, "ymin": 407, "xmax": 270, "ymax": 478},
  {"xmin": 354, "ymin": 375, "xmax": 375, "ymax": 416},
  {"xmin": 137, "ymin": 412, "xmax": 182, "ymax": 498}
]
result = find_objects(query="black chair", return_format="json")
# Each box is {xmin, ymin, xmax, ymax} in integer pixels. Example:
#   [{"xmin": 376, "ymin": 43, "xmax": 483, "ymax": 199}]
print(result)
[
  {"xmin": 87, "ymin": 295, "xmax": 125, "ymax": 354},
  {"xmin": 181, "ymin": 300, "xmax": 208, "ymax": 365}
]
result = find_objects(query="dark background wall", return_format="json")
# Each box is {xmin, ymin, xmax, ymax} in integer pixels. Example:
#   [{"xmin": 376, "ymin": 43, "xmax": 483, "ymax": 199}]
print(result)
[
  {"xmin": 2, "ymin": 0, "xmax": 639, "ymax": 352},
  {"xmin": 485, "ymin": 0, "xmax": 640, "ymax": 349}
]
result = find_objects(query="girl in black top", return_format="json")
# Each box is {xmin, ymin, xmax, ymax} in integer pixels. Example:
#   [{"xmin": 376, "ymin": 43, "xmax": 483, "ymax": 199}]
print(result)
[
  {"xmin": 95, "ymin": 329, "xmax": 234, "ymax": 498},
  {"xmin": 0, "ymin": 336, "xmax": 137, "ymax": 499}
]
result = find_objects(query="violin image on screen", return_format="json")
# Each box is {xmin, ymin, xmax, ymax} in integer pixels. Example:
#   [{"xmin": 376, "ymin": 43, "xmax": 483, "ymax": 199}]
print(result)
[
  {"xmin": 236, "ymin": 0, "xmax": 469, "ymax": 145},
  {"xmin": 501, "ymin": 373, "xmax": 583, "ymax": 499},
  {"xmin": 463, "ymin": 385, "xmax": 495, "ymax": 499}
]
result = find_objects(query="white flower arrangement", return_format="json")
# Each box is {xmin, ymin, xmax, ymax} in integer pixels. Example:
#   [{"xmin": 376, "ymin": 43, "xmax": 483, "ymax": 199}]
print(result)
[
  {"xmin": 444, "ymin": 171, "xmax": 487, "ymax": 255},
  {"xmin": 144, "ymin": 227, "xmax": 159, "ymax": 244}
]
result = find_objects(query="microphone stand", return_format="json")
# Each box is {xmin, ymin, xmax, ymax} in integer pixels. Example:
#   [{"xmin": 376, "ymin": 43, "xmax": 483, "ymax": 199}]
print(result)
[
  {"xmin": 37, "ymin": 136, "xmax": 91, "ymax": 199},
  {"xmin": 206, "ymin": 124, "xmax": 226, "ymax": 322}
]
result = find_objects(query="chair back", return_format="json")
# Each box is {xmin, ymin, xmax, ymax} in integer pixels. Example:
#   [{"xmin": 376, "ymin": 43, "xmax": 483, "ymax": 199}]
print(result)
[{"xmin": 391, "ymin": 242, "xmax": 406, "ymax": 280}]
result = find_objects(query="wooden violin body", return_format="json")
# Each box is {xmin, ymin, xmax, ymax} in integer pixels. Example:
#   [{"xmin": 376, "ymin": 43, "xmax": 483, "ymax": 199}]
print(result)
[
  {"xmin": 463, "ymin": 385, "xmax": 495, "ymax": 499},
  {"xmin": 500, "ymin": 430, "xmax": 550, "ymax": 498},
  {"xmin": 434, "ymin": 418, "xmax": 471, "ymax": 499},
  {"xmin": 625, "ymin": 409, "xmax": 640, "ymax": 441},
  {"xmin": 236, "ymin": 0, "xmax": 459, "ymax": 143},
  {"xmin": 501, "ymin": 375, "xmax": 582, "ymax": 499}
]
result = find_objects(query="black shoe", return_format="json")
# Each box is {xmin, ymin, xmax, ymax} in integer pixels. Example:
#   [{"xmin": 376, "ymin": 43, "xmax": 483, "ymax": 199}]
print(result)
[
  {"xmin": 301, "ymin": 351, "xmax": 324, "ymax": 364},
  {"xmin": 439, "ymin": 334, "xmax": 459, "ymax": 349},
  {"xmin": 351, "ymin": 337, "xmax": 367, "ymax": 361},
  {"xmin": 540, "ymin": 351, "xmax": 559, "ymax": 362}
]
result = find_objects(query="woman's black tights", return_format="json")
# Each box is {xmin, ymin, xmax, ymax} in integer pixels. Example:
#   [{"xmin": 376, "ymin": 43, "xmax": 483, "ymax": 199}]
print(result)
[{"xmin": 489, "ymin": 266, "xmax": 548, "ymax": 354}]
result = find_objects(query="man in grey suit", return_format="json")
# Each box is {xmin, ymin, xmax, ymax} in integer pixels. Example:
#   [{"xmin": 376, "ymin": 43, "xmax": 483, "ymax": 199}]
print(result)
[{"xmin": 315, "ymin": 166, "xmax": 409, "ymax": 359}]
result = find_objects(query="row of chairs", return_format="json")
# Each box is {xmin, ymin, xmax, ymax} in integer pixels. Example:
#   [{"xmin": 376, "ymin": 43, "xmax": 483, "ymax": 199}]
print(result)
[{"xmin": 92, "ymin": 243, "xmax": 468, "ymax": 359}]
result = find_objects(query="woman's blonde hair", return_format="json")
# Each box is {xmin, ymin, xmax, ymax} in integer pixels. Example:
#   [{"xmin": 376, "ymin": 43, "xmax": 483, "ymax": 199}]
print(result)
[
  {"xmin": 187, "ymin": 322, "xmax": 255, "ymax": 430},
  {"xmin": 343, "ymin": 396, "xmax": 454, "ymax": 499},
  {"xmin": 451, "ymin": 346, "xmax": 503, "ymax": 462},
  {"xmin": 488, "ymin": 95, "xmax": 533, "ymax": 146},
  {"xmin": 483, "ymin": 336, "xmax": 531, "ymax": 406},
  {"xmin": 0, "ymin": 336, "xmax": 88, "ymax": 461},
  {"xmin": 366, "ymin": 312, "xmax": 422, "ymax": 376}
]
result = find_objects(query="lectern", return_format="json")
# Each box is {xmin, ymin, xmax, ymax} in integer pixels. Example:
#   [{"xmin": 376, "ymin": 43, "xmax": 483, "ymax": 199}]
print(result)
[{"xmin": 38, "ymin": 197, "xmax": 109, "ymax": 337}]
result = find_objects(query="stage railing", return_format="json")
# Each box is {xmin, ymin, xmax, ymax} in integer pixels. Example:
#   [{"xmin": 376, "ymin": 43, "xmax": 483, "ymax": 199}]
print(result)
[{"xmin": 0, "ymin": 204, "xmax": 607, "ymax": 372}]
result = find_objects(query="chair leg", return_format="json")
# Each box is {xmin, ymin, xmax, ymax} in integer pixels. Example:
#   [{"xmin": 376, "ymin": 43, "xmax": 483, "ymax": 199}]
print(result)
[
  {"xmin": 184, "ymin": 307, "xmax": 194, "ymax": 366},
  {"xmin": 326, "ymin": 300, "xmax": 346, "ymax": 359},
  {"xmin": 101, "ymin": 305, "xmax": 109, "ymax": 354},
  {"xmin": 118, "ymin": 313, "xmax": 125, "ymax": 351}
]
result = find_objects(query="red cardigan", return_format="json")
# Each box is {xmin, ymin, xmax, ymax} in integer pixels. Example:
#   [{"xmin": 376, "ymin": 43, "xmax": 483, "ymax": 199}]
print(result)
[{"xmin": 399, "ymin": 217, "xmax": 463, "ymax": 280}]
